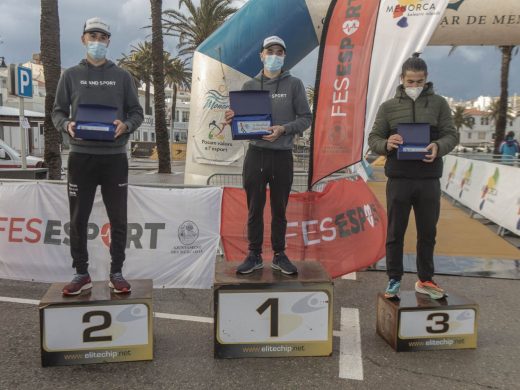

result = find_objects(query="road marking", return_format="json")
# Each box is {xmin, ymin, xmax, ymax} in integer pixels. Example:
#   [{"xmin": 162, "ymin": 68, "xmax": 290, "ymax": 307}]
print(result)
[
  {"xmin": 339, "ymin": 307, "xmax": 363, "ymax": 381},
  {"xmin": 341, "ymin": 272, "xmax": 357, "ymax": 280},
  {"xmin": 0, "ymin": 296, "xmax": 214, "ymax": 323},
  {"xmin": 0, "ymin": 296, "xmax": 39, "ymax": 305},
  {"xmin": 154, "ymin": 312, "xmax": 213, "ymax": 323}
]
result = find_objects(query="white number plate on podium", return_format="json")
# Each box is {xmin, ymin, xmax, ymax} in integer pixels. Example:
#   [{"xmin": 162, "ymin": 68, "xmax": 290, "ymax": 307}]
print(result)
[
  {"xmin": 39, "ymin": 280, "xmax": 153, "ymax": 366},
  {"xmin": 43, "ymin": 304, "xmax": 149, "ymax": 350},
  {"xmin": 218, "ymin": 291, "xmax": 329, "ymax": 343},
  {"xmin": 399, "ymin": 309, "xmax": 476, "ymax": 339}
]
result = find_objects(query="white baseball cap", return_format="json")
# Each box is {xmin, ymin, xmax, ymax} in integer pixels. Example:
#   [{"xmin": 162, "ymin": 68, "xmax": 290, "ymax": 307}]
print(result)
[
  {"xmin": 83, "ymin": 17, "xmax": 111, "ymax": 37},
  {"xmin": 262, "ymin": 36, "xmax": 286, "ymax": 51}
]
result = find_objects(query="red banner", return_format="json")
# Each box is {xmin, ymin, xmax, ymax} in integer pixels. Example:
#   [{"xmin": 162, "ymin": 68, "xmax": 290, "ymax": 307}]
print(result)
[
  {"xmin": 310, "ymin": 0, "xmax": 380, "ymax": 187},
  {"xmin": 221, "ymin": 178, "xmax": 387, "ymax": 278}
]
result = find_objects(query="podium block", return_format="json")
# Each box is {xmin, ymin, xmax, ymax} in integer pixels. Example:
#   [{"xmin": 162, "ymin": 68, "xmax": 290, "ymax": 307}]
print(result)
[
  {"xmin": 214, "ymin": 261, "xmax": 333, "ymax": 358},
  {"xmin": 376, "ymin": 291, "xmax": 478, "ymax": 352},
  {"xmin": 39, "ymin": 280, "xmax": 153, "ymax": 366}
]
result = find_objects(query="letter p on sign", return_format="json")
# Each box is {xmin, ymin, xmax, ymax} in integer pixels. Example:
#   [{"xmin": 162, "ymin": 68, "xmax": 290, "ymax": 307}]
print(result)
[{"xmin": 16, "ymin": 66, "xmax": 33, "ymax": 98}]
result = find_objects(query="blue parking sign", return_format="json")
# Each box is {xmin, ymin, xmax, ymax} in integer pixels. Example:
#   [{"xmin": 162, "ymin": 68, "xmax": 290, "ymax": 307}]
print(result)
[{"xmin": 16, "ymin": 66, "xmax": 33, "ymax": 98}]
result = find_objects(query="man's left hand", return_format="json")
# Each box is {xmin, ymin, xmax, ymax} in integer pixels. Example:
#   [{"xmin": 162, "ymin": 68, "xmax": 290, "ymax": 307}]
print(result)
[
  {"xmin": 423, "ymin": 142, "xmax": 438, "ymax": 163},
  {"xmin": 114, "ymin": 120, "xmax": 128, "ymax": 139},
  {"xmin": 262, "ymin": 125, "xmax": 285, "ymax": 142}
]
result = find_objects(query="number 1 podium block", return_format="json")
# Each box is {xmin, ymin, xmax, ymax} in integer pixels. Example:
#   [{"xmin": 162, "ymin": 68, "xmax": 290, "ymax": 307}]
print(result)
[
  {"xmin": 214, "ymin": 261, "xmax": 333, "ymax": 358},
  {"xmin": 376, "ymin": 291, "xmax": 478, "ymax": 352},
  {"xmin": 39, "ymin": 280, "xmax": 153, "ymax": 366}
]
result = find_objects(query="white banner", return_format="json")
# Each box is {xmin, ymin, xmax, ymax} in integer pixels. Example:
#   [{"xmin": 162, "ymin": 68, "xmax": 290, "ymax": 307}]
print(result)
[
  {"xmin": 441, "ymin": 155, "xmax": 520, "ymax": 235},
  {"xmin": 184, "ymin": 52, "xmax": 250, "ymax": 184},
  {"xmin": 363, "ymin": 0, "xmax": 449, "ymax": 156},
  {"xmin": 0, "ymin": 182, "xmax": 222, "ymax": 288}
]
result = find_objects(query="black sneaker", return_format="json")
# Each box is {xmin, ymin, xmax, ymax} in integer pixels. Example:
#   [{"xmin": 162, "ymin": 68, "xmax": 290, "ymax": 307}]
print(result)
[
  {"xmin": 236, "ymin": 252, "xmax": 263, "ymax": 274},
  {"xmin": 62, "ymin": 273, "xmax": 92, "ymax": 296},
  {"xmin": 271, "ymin": 252, "xmax": 297, "ymax": 275}
]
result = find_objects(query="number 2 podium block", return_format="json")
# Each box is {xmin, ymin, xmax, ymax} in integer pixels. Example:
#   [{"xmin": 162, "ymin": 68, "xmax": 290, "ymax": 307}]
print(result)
[
  {"xmin": 39, "ymin": 280, "xmax": 153, "ymax": 366},
  {"xmin": 376, "ymin": 291, "xmax": 478, "ymax": 352},
  {"xmin": 214, "ymin": 261, "xmax": 333, "ymax": 358}
]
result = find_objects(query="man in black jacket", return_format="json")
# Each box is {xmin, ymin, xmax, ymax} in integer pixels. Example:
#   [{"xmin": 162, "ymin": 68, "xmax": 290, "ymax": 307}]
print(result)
[{"xmin": 52, "ymin": 17, "xmax": 143, "ymax": 295}]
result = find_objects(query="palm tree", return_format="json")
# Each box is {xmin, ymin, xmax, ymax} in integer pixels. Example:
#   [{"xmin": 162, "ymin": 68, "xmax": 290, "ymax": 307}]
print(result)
[
  {"xmin": 452, "ymin": 106, "xmax": 473, "ymax": 140},
  {"xmin": 485, "ymin": 99, "xmax": 515, "ymax": 126},
  {"xmin": 493, "ymin": 46, "xmax": 517, "ymax": 153},
  {"xmin": 306, "ymin": 86, "xmax": 315, "ymax": 111},
  {"xmin": 118, "ymin": 42, "xmax": 153, "ymax": 115},
  {"xmin": 164, "ymin": 56, "xmax": 191, "ymax": 131},
  {"xmin": 150, "ymin": 0, "xmax": 171, "ymax": 173},
  {"xmin": 40, "ymin": 0, "xmax": 62, "ymax": 180},
  {"xmin": 163, "ymin": 0, "xmax": 237, "ymax": 56}
]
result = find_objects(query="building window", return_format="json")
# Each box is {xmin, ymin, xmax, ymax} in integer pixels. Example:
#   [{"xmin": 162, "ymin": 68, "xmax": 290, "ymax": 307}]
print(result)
[
  {"xmin": 143, "ymin": 132, "xmax": 148, "ymax": 142},
  {"xmin": 182, "ymin": 111, "xmax": 190, "ymax": 123},
  {"xmin": 478, "ymin": 132, "xmax": 486, "ymax": 140},
  {"xmin": 175, "ymin": 110, "xmax": 179, "ymax": 122},
  {"xmin": 480, "ymin": 117, "xmax": 489, "ymax": 125},
  {"xmin": 467, "ymin": 132, "xmax": 472, "ymax": 139},
  {"xmin": 151, "ymin": 133, "xmax": 155, "ymax": 142}
]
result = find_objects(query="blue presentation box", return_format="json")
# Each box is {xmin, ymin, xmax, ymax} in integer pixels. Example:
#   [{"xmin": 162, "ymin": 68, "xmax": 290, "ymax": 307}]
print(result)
[
  {"xmin": 230, "ymin": 90, "xmax": 272, "ymax": 140},
  {"xmin": 75, "ymin": 104, "xmax": 117, "ymax": 141},
  {"xmin": 397, "ymin": 123, "xmax": 430, "ymax": 160}
]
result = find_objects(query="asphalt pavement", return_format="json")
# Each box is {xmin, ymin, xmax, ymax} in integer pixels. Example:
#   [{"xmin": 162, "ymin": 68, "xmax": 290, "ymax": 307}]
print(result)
[{"xmin": 1, "ymin": 269, "xmax": 519, "ymax": 390}]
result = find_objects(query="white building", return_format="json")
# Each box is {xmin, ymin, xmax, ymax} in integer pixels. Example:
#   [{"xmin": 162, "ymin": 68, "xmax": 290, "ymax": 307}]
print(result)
[{"xmin": 458, "ymin": 108, "xmax": 520, "ymax": 147}]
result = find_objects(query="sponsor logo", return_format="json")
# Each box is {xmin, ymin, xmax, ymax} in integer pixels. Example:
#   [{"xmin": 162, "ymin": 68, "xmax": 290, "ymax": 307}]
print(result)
[
  {"xmin": 386, "ymin": 1, "xmax": 440, "ymax": 28},
  {"xmin": 178, "ymin": 220, "xmax": 199, "ymax": 245},
  {"xmin": 208, "ymin": 119, "xmax": 226, "ymax": 141},
  {"xmin": 204, "ymin": 86, "xmax": 229, "ymax": 111},
  {"xmin": 342, "ymin": 19, "xmax": 360, "ymax": 35},
  {"xmin": 445, "ymin": 160, "xmax": 458, "ymax": 190},
  {"xmin": 285, "ymin": 203, "xmax": 382, "ymax": 247},
  {"xmin": 447, "ymin": 0, "xmax": 465, "ymax": 11},
  {"xmin": 479, "ymin": 167, "xmax": 499, "ymax": 210},
  {"xmin": 458, "ymin": 162, "xmax": 473, "ymax": 198},
  {"xmin": 0, "ymin": 217, "xmax": 165, "ymax": 249}
]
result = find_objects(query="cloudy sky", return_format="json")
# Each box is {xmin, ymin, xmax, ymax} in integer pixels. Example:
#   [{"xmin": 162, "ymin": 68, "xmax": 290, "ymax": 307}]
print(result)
[{"xmin": 0, "ymin": 0, "xmax": 518, "ymax": 100}]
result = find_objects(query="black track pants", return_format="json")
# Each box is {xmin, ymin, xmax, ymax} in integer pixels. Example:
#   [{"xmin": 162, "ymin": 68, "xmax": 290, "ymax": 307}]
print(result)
[
  {"xmin": 385, "ymin": 178, "xmax": 441, "ymax": 281},
  {"xmin": 67, "ymin": 152, "xmax": 128, "ymax": 274},
  {"xmin": 242, "ymin": 145, "xmax": 293, "ymax": 254}
]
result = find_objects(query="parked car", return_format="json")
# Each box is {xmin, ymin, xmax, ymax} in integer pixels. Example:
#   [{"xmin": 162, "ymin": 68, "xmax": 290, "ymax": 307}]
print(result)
[
  {"xmin": 453, "ymin": 144, "xmax": 474, "ymax": 153},
  {"xmin": 474, "ymin": 143, "xmax": 493, "ymax": 153},
  {"xmin": 0, "ymin": 139, "xmax": 45, "ymax": 168}
]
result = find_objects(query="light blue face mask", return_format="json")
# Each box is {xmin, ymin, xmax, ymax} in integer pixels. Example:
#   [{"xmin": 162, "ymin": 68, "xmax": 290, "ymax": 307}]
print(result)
[
  {"xmin": 263, "ymin": 55, "xmax": 284, "ymax": 72},
  {"xmin": 86, "ymin": 41, "xmax": 108, "ymax": 61}
]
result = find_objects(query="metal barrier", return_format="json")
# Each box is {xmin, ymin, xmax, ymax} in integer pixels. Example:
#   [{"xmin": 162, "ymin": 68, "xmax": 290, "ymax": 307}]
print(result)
[
  {"xmin": 450, "ymin": 152, "xmax": 520, "ymax": 167},
  {"xmin": 206, "ymin": 171, "xmax": 358, "ymax": 192}
]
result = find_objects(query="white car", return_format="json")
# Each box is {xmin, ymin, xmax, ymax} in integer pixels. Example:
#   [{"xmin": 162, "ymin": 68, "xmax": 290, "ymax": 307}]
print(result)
[{"xmin": 0, "ymin": 139, "xmax": 45, "ymax": 168}]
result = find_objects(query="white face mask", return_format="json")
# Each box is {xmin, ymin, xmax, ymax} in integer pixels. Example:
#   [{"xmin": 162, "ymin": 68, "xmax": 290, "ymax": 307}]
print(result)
[{"xmin": 405, "ymin": 86, "xmax": 423, "ymax": 101}]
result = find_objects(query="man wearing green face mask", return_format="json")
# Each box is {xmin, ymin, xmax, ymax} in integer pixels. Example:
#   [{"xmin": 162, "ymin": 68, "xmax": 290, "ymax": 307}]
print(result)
[
  {"xmin": 52, "ymin": 17, "xmax": 144, "ymax": 296},
  {"xmin": 225, "ymin": 36, "xmax": 312, "ymax": 275}
]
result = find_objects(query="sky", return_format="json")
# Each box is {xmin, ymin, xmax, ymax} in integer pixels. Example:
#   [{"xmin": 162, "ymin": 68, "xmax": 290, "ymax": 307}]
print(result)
[{"xmin": 0, "ymin": 0, "xmax": 519, "ymax": 101}]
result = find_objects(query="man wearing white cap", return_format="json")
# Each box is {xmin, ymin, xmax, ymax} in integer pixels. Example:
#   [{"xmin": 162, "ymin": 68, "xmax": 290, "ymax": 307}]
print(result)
[
  {"xmin": 52, "ymin": 17, "xmax": 143, "ymax": 295},
  {"xmin": 225, "ymin": 36, "xmax": 312, "ymax": 275}
]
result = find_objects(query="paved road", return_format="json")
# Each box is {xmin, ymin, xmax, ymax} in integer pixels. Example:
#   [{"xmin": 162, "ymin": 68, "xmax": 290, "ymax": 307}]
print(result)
[{"xmin": 1, "ymin": 270, "xmax": 519, "ymax": 390}]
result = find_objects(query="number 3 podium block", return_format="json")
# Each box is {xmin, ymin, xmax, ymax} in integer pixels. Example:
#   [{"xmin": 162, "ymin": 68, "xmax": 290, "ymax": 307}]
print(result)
[
  {"xmin": 39, "ymin": 280, "xmax": 153, "ymax": 366},
  {"xmin": 376, "ymin": 291, "xmax": 478, "ymax": 352},
  {"xmin": 214, "ymin": 261, "xmax": 333, "ymax": 358}
]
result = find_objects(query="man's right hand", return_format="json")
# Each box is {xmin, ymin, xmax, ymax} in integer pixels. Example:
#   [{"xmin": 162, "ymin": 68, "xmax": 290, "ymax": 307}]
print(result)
[
  {"xmin": 386, "ymin": 134, "xmax": 403, "ymax": 151},
  {"xmin": 67, "ymin": 121, "xmax": 76, "ymax": 138},
  {"xmin": 224, "ymin": 109, "xmax": 235, "ymax": 125}
]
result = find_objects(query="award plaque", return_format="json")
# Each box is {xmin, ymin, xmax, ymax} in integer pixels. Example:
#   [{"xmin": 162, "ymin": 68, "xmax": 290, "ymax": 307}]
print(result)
[
  {"xmin": 75, "ymin": 104, "xmax": 117, "ymax": 141},
  {"xmin": 229, "ymin": 90, "xmax": 272, "ymax": 140},
  {"xmin": 397, "ymin": 123, "xmax": 430, "ymax": 160}
]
